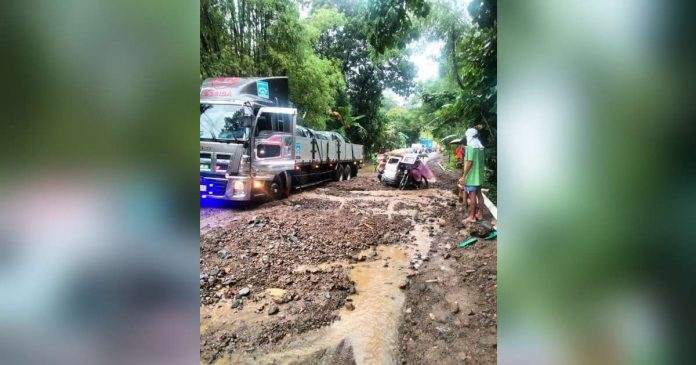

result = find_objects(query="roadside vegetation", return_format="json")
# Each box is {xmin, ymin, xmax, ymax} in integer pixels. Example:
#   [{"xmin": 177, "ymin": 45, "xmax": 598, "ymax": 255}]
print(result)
[{"xmin": 200, "ymin": 0, "xmax": 496, "ymax": 194}]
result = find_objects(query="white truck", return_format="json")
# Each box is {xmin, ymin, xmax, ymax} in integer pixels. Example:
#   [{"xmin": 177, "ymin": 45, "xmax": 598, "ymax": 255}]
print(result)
[{"xmin": 200, "ymin": 77, "xmax": 363, "ymax": 201}]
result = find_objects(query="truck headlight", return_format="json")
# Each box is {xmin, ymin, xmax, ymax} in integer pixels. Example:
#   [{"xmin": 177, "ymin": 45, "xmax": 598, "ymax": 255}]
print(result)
[
  {"xmin": 256, "ymin": 144, "xmax": 281, "ymax": 158},
  {"xmin": 233, "ymin": 181, "xmax": 244, "ymax": 191}
]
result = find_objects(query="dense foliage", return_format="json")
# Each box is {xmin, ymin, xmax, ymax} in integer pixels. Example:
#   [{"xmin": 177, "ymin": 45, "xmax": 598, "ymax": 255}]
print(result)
[
  {"xmin": 200, "ymin": 0, "xmax": 424, "ymax": 152},
  {"xmin": 200, "ymin": 0, "xmax": 497, "ymax": 189},
  {"xmin": 419, "ymin": 0, "xmax": 497, "ymax": 194},
  {"xmin": 200, "ymin": 0, "xmax": 346, "ymax": 130}
]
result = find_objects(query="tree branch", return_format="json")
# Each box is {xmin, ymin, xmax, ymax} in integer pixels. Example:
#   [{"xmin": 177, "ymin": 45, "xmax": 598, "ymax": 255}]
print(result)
[{"xmin": 481, "ymin": 112, "xmax": 496, "ymax": 143}]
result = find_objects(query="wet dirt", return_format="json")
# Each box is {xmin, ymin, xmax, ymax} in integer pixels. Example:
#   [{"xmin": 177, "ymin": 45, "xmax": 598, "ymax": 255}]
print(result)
[
  {"xmin": 200, "ymin": 153, "xmax": 497, "ymax": 364},
  {"xmin": 398, "ymin": 155, "xmax": 497, "ymax": 365},
  {"xmin": 213, "ymin": 245, "xmax": 411, "ymax": 365}
]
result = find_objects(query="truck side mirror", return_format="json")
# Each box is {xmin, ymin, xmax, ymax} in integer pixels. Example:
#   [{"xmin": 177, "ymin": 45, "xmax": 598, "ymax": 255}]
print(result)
[
  {"xmin": 242, "ymin": 104, "xmax": 253, "ymax": 116},
  {"xmin": 243, "ymin": 115, "xmax": 254, "ymax": 128}
]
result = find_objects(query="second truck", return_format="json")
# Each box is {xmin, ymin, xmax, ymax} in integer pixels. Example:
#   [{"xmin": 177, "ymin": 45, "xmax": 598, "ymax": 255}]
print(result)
[{"xmin": 200, "ymin": 77, "xmax": 364, "ymax": 201}]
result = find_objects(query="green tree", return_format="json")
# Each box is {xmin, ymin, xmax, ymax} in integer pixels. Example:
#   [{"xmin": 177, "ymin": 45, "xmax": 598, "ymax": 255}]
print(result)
[
  {"xmin": 199, "ymin": 0, "xmax": 496, "ymax": 177},
  {"xmin": 199, "ymin": 0, "xmax": 346, "ymax": 129},
  {"xmin": 418, "ymin": 0, "xmax": 497, "ymax": 197},
  {"xmin": 311, "ymin": 0, "xmax": 418, "ymax": 152},
  {"xmin": 365, "ymin": 0, "xmax": 430, "ymax": 54},
  {"xmin": 384, "ymin": 107, "xmax": 422, "ymax": 145}
]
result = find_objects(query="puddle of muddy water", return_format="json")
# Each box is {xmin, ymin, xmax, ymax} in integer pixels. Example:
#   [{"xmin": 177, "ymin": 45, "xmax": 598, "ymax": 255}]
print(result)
[
  {"xmin": 215, "ymin": 245, "xmax": 410, "ymax": 365},
  {"xmin": 201, "ymin": 299, "xmax": 267, "ymax": 335}
]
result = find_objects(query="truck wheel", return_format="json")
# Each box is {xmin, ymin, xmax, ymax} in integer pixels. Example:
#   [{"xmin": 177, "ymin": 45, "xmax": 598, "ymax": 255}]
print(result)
[
  {"xmin": 270, "ymin": 177, "xmax": 284, "ymax": 200},
  {"xmin": 352, "ymin": 164, "xmax": 358, "ymax": 177},
  {"xmin": 343, "ymin": 165, "xmax": 352, "ymax": 180},
  {"xmin": 281, "ymin": 173, "xmax": 291, "ymax": 198},
  {"xmin": 336, "ymin": 165, "xmax": 344, "ymax": 181}
]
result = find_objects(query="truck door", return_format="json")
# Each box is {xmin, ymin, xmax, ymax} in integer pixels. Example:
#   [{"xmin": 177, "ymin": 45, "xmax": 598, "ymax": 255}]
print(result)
[{"xmin": 253, "ymin": 107, "xmax": 297, "ymax": 161}]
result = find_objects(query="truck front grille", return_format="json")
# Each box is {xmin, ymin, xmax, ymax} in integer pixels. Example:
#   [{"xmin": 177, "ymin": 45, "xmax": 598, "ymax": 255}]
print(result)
[{"xmin": 202, "ymin": 179, "xmax": 227, "ymax": 196}]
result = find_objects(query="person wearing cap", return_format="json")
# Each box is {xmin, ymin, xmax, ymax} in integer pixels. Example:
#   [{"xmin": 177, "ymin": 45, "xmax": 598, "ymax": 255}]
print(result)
[{"xmin": 459, "ymin": 123, "xmax": 485, "ymax": 222}]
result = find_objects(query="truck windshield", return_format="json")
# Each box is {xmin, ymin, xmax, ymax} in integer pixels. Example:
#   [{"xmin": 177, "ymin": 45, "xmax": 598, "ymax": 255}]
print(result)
[{"xmin": 200, "ymin": 103, "xmax": 249, "ymax": 142}]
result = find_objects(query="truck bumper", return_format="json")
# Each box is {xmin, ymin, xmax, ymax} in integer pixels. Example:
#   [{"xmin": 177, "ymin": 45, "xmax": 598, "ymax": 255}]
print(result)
[{"xmin": 200, "ymin": 176, "xmax": 260, "ymax": 201}]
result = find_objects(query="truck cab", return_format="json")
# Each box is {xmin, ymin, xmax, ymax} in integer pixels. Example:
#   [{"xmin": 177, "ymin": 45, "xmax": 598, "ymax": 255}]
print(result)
[{"xmin": 200, "ymin": 77, "xmax": 296, "ymax": 201}]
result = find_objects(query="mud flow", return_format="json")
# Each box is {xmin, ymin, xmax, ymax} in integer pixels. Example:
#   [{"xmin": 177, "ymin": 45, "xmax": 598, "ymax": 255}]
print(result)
[{"xmin": 200, "ymin": 154, "xmax": 497, "ymax": 364}]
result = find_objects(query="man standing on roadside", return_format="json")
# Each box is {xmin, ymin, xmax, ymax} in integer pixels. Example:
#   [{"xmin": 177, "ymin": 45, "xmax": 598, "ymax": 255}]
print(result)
[{"xmin": 460, "ymin": 123, "xmax": 485, "ymax": 222}]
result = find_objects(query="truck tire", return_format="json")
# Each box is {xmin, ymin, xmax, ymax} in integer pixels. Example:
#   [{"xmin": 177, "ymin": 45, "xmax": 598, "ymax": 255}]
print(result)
[
  {"xmin": 336, "ymin": 164, "xmax": 344, "ymax": 181},
  {"xmin": 281, "ymin": 172, "xmax": 291, "ymax": 198},
  {"xmin": 352, "ymin": 164, "xmax": 358, "ymax": 177},
  {"xmin": 270, "ymin": 176, "xmax": 284, "ymax": 200},
  {"xmin": 343, "ymin": 164, "xmax": 352, "ymax": 180}
]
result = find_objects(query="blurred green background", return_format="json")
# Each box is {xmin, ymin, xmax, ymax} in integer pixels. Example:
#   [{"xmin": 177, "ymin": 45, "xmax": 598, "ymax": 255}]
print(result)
[
  {"xmin": 0, "ymin": 1, "xmax": 199, "ymax": 364},
  {"xmin": 499, "ymin": 0, "xmax": 694, "ymax": 364},
  {"xmin": 0, "ymin": 0, "xmax": 198, "ymax": 205}
]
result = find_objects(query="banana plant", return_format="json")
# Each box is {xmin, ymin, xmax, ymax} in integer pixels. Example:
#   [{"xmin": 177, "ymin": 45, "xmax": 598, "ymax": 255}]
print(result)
[{"xmin": 329, "ymin": 109, "xmax": 367, "ymax": 139}]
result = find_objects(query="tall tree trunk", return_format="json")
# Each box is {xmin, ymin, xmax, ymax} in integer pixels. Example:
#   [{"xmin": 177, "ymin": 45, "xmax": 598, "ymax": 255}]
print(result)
[
  {"xmin": 450, "ymin": 28, "xmax": 466, "ymax": 92},
  {"xmin": 228, "ymin": 0, "xmax": 239, "ymax": 57}
]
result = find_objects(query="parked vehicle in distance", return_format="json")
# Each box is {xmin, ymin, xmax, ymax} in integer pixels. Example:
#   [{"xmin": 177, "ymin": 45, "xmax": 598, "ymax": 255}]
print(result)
[
  {"xmin": 376, "ymin": 154, "xmax": 387, "ymax": 181},
  {"xmin": 398, "ymin": 155, "xmax": 430, "ymax": 190},
  {"xmin": 419, "ymin": 139, "xmax": 434, "ymax": 152},
  {"xmin": 381, "ymin": 153, "xmax": 433, "ymax": 190},
  {"xmin": 380, "ymin": 155, "xmax": 403, "ymax": 186}
]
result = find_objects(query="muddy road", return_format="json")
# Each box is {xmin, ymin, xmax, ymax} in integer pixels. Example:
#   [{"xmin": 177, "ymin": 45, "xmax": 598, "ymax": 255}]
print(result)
[{"xmin": 200, "ymin": 153, "xmax": 497, "ymax": 364}]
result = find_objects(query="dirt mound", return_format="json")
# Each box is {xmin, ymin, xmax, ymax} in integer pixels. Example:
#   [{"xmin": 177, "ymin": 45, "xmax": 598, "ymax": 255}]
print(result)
[
  {"xmin": 323, "ymin": 173, "xmax": 387, "ymax": 193},
  {"xmin": 426, "ymin": 155, "xmax": 461, "ymax": 191}
]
